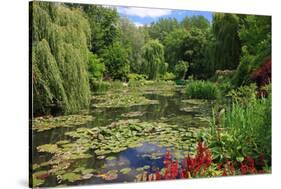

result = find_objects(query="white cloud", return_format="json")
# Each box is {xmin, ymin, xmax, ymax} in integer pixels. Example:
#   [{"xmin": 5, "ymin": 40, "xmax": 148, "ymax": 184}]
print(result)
[
  {"xmin": 118, "ymin": 7, "xmax": 172, "ymax": 18},
  {"xmin": 134, "ymin": 22, "xmax": 144, "ymax": 27}
]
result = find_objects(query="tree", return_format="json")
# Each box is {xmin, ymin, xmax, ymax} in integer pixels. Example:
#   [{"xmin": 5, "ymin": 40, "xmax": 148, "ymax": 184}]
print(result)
[
  {"xmin": 147, "ymin": 18, "xmax": 180, "ymax": 42},
  {"xmin": 31, "ymin": 2, "xmax": 91, "ymax": 115},
  {"xmin": 163, "ymin": 29, "xmax": 188, "ymax": 70},
  {"xmin": 82, "ymin": 5, "xmax": 120, "ymax": 54},
  {"xmin": 212, "ymin": 13, "xmax": 241, "ymax": 70},
  {"xmin": 181, "ymin": 15, "xmax": 210, "ymax": 31},
  {"xmin": 101, "ymin": 42, "xmax": 130, "ymax": 81},
  {"xmin": 233, "ymin": 15, "xmax": 271, "ymax": 86},
  {"xmin": 182, "ymin": 28, "xmax": 208, "ymax": 79},
  {"xmin": 175, "ymin": 60, "xmax": 189, "ymax": 80},
  {"xmin": 119, "ymin": 17, "xmax": 145, "ymax": 73},
  {"xmin": 141, "ymin": 40, "xmax": 166, "ymax": 80}
]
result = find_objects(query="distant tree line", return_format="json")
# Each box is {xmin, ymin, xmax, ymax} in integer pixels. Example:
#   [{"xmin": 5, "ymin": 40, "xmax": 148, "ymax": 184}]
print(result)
[{"xmin": 31, "ymin": 2, "xmax": 271, "ymax": 116}]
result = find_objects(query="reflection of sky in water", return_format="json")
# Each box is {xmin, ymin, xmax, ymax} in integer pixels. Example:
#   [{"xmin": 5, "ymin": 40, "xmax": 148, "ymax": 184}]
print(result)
[
  {"xmin": 119, "ymin": 143, "xmax": 165, "ymax": 170},
  {"xmin": 102, "ymin": 143, "xmax": 166, "ymax": 172},
  {"xmin": 33, "ymin": 90, "xmax": 212, "ymax": 186}
]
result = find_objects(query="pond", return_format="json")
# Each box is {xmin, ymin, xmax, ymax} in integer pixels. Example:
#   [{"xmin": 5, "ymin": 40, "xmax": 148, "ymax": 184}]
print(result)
[{"xmin": 31, "ymin": 86, "xmax": 214, "ymax": 187}]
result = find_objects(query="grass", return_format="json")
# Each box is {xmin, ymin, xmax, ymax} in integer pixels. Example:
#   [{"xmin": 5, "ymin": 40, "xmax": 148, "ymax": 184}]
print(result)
[{"xmin": 185, "ymin": 80, "xmax": 220, "ymax": 100}]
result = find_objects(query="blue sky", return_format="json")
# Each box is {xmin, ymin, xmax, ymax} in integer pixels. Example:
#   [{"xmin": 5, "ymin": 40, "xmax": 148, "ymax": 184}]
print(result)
[{"xmin": 116, "ymin": 6, "xmax": 213, "ymax": 27}]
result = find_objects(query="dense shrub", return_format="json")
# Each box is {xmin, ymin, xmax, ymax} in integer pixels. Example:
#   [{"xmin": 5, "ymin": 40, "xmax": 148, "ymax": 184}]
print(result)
[
  {"xmin": 101, "ymin": 42, "xmax": 130, "ymax": 81},
  {"xmin": 88, "ymin": 53, "xmax": 105, "ymax": 81},
  {"xmin": 90, "ymin": 81, "xmax": 111, "ymax": 93},
  {"xmin": 185, "ymin": 81, "xmax": 220, "ymax": 99},
  {"xmin": 175, "ymin": 60, "xmax": 189, "ymax": 80},
  {"xmin": 162, "ymin": 72, "xmax": 176, "ymax": 81},
  {"xmin": 128, "ymin": 73, "xmax": 147, "ymax": 81},
  {"xmin": 128, "ymin": 80, "xmax": 143, "ymax": 88},
  {"xmin": 250, "ymin": 57, "xmax": 271, "ymax": 87},
  {"xmin": 207, "ymin": 84, "xmax": 271, "ymax": 164}
]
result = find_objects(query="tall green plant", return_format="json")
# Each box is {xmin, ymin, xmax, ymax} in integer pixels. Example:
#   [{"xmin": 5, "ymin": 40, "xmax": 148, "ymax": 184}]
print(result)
[
  {"xmin": 32, "ymin": 2, "xmax": 91, "ymax": 115},
  {"xmin": 142, "ymin": 40, "xmax": 166, "ymax": 80},
  {"xmin": 212, "ymin": 13, "xmax": 241, "ymax": 70},
  {"xmin": 185, "ymin": 80, "xmax": 220, "ymax": 99},
  {"xmin": 206, "ymin": 84, "xmax": 271, "ymax": 164}
]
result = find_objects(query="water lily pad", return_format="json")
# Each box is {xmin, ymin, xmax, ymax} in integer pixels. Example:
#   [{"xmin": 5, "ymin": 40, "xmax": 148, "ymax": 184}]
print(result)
[
  {"xmin": 56, "ymin": 140, "xmax": 70, "ymax": 145},
  {"xmin": 96, "ymin": 170, "xmax": 118, "ymax": 181},
  {"xmin": 143, "ymin": 165, "xmax": 150, "ymax": 170},
  {"xmin": 106, "ymin": 156, "xmax": 116, "ymax": 161},
  {"xmin": 136, "ymin": 167, "xmax": 144, "ymax": 172},
  {"xmin": 32, "ymin": 176, "xmax": 45, "ymax": 187},
  {"xmin": 120, "ymin": 168, "xmax": 131, "ymax": 174},
  {"xmin": 37, "ymin": 144, "xmax": 60, "ymax": 154},
  {"xmin": 121, "ymin": 111, "xmax": 145, "ymax": 118},
  {"xmin": 81, "ymin": 173, "xmax": 93, "ymax": 180},
  {"xmin": 181, "ymin": 99, "xmax": 208, "ymax": 105},
  {"xmin": 33, "ymin": 114, "xmax": 93, "ymax": 132},
  {"xmin": 97, "ymin": 155, "xmax": 106, "ymax": 160},
  {"xmin": 92, "ymin": 93, "xmax": 159, "ymax": 108},
  {"xmin": 62, "ymin": 172, "xmax": 81, "ymax": 182}
]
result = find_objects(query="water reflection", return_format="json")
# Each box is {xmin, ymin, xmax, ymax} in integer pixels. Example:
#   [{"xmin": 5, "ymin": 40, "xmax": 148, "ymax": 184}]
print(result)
[{"xmin": 32, "ymin": 90, "xmax": 213, "ymax": 186}]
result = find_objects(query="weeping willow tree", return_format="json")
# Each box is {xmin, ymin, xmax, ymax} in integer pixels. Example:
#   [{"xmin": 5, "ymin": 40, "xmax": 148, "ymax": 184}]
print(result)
[
  {"xmin": 31, "ymin": 2, "xmax": 91, "ymax": 115},
  {"xmin": 212, "ymin": 13, "xmax": 241, "ymax": 70},
  {"xmin": 141, "ymin": 40, "xmax": 166, "ymax": 80}
]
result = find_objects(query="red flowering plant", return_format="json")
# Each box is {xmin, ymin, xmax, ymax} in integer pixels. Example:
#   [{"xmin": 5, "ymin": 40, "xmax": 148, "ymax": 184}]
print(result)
[{"xmin": 136, "ymin": 142, "xmax": 268, "ymax": 181}]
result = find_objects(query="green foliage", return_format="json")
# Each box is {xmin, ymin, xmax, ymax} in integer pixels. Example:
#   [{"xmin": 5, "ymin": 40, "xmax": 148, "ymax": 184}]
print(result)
[
  {"xmin": 88, "ymin": 53, "xmax": 105, "ymax": 80},
  {"xmin": 32, "ymin": 2, "xmax": 91, "ymax": 115},
  {"xmin": 162, "ymin": 72, "xmax": 176, "ymax": 81},
  {"xmin": 182, "ymin": 29, "xmax": 209, "ymax": 79},
  {"xmin": 101, "ymin": 42, "xmax": 130, "ymax": 80},
  {"xmin": 147, "ymin": 18, "xmax": 180, "ymax": 42},
  {"xmin": 207, "ymin": 85, "xmax": 271, "ymax": 163},
  {"xmin": 212, "ymin": 13, "xmax": 241, "ymax": 70},
  {"xmin": 227, "ymin": 84, "xmax": 257, "ymax": 106},
  {"xmin": 233, "ymin": 15, "xmax": 271, "ymax": 86},
  {"xmin": 128, "ymin": 73, "xmax": 147, "ymax": 81},
  {"xmin": 163, "ymin": 29, "xmax": 187, "ymax": 70},
  {"xmin": 91, "ymin": 81, "xmax": 111, "ymax": 93},
  {"xmin": 141, "ymin": 40, "xmax": 166, "ymax": 80},
  {"xmin": 119, "ymin": 17, "xmax": 145, "ymax": 73},
  {"xmin": 175, "ymin": 60, "xmax": 189, "ymax": 80},
  {"xmin": 185, "ymin": 81, "xmax": 220, "ymax": 99},
  {"xmin": 82, "ymin": 4, "xmax": 120, "ymax": 54},
  {"xmin": 181, "ymin": 15, "xmax": 210, "ymax": 31}
]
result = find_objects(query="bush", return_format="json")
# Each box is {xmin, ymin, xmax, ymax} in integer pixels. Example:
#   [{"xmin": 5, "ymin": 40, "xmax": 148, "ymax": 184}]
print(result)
[
  {"xmin": 206, "ymin": 84, "xmax": 271, "ymax": 164},
  {"xmin": 110, "ymin": 81, "xmax": 125, "ymax": 90},
  {"xmin": 162, "ymin": 72, "xmax": 176, "ymax": 81},
  {"xmin": 88, "ymin": 53, "xmax": 105, "ymax": 80},
  {"xmin": 128, "ymin": 80, "xmax": 145, "ymax": 88},
  {"xmin": 128, "ymin": 73, "xmax": 147, "ymax": 81},
  {"xmin": 227, "ymin": 84, "xmax": 257, "ymax": 106},
  {"xmin": 185, "ymin": 80, "xmax": 220, "ymax": 99},
  {"xmin": 90, "ymin": 80, "xmax": 110, "ymax": 93},
  {"xmin": 175, "ymin": 60, "xmax": 189, "ymax": 80}
]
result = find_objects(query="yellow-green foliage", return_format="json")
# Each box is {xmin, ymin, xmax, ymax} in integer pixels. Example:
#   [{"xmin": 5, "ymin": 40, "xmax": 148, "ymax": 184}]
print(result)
[
  {"xmin": 32, "ymin": 2, "xmax": 91, "ymax": 115},
  {"xmin": 142, "ymin": 40, "xmax": 166, "ymax": 80}
]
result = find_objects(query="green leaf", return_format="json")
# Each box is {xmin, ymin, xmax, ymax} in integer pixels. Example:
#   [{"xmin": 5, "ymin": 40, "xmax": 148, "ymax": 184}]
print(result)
[{"xmin": 236, "ymin": 156, "xmax": 244, "ymax": 162}]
